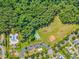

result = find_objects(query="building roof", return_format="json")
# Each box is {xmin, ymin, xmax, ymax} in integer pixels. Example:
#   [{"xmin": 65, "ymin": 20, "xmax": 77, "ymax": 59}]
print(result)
[
  {"xmin": 47, "ymin": 48, "xmax": 53, "ymax": 55},
  {"xmin": 59, "ymin": 55, "xmax": 65, "ymax": 59},
  {"xmin": 74, "ymin": 39, "xmax": 79, "ymax": 44}
]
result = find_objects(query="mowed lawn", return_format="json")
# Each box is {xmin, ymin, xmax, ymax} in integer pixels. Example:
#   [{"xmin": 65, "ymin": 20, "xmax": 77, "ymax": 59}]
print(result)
[{"xmin": 36, "ymin": 16, "xmax": 79, "ymax": 47}]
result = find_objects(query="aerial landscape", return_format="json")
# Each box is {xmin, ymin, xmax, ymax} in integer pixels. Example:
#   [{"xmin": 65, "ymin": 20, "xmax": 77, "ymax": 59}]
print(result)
[{"xmin": 0, "ymin": 0, "xmax": 79, "ymax": 59}]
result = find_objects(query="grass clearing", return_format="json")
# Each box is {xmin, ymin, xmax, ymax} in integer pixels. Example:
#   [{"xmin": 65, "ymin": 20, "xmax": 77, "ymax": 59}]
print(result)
[
  {"xmin": 36, "ymin": 16, "xmax": 79, "ymax": 47},
  {"xmin": 22, "ymin": 16, "xmax": 79, "ymax": 47}
]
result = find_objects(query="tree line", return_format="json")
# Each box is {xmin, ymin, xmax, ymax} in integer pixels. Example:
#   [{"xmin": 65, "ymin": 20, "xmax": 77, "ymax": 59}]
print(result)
[{"xmin": 0, "ymin": 0, "xmax": 79, "ymax": 42}]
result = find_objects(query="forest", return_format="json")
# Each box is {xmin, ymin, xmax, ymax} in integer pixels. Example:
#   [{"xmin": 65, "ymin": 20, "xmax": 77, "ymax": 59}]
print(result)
[{"xmin": 0, "ymin": 0, "xmax": 79, "ymax": 42}]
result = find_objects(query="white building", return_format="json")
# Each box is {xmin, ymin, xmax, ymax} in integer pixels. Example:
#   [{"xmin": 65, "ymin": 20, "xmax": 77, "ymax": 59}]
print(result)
[{"xmin": 10, "ymin": 33, "xmax": 19, "ymax": 45}]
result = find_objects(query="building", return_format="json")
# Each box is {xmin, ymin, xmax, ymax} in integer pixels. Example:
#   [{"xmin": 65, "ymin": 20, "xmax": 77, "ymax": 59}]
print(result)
[
  {"xmin": 47, "ymin": 48, "xmax": 53, "ymax": 55},
  {"xmin": 59, "ymin": 55, "xmax": 65, "ymax": 59},
  {"xmin": 10, "ymin": 33, "xmax": 19, "ymax": 45},
  {"xmin": 74, "ymin": 39, "xmax": 79, "ymax": 44}
]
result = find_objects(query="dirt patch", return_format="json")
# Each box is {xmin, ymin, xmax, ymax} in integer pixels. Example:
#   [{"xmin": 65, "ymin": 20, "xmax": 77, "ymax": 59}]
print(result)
[
  {"xmin": 43, "ymin": 29, "xmax": 49, "ymax": 33},
  {"xmin": 49, "ymin": 35, "xmax": 56, "ymax": 42}
]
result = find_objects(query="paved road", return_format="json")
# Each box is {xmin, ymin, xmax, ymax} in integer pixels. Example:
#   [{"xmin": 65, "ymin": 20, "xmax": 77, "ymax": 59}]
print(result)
[
  {"xmin": 20, "ymin": 48, "xmax": 26, "ymax": 59},
  {"xmin": 0, "ymin": 45, "xmax": 5, "ymax": 59},
  {"xmin": 20, "ymin": 43, "xmax": 51, "ymax": 59}
]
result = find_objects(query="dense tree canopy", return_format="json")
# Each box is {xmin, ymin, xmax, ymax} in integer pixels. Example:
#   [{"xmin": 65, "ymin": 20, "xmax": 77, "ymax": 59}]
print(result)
[{"xmin": 0, "ymin": 0, "xmax": 79, "ymax": 42}]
